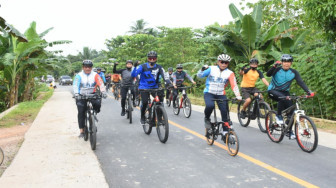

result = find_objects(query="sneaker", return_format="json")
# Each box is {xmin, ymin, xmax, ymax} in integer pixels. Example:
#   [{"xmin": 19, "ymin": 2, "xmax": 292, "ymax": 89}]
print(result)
[
  {"xmin": 78, "ymin": 133, "xmax": 85, "ymax": 138},
  {"xmin": 275, "ymin": 115, "xmax": 284, "ymax": 124},
  {"xmin": 240, "ymin": 110, "xmax": 247, "ymax": 119},
  {"xmin": 204, "ymin": 117, "xmax": 211, "ymax": 129},
  {"xmin": 140, "ymin": 116, "xmax": 145, "ymax": 125},
  {"xmin": 286, "ymin": 131, "xmax": 296, "ymax": 139},
  {"xmin": 121, "ymin": 109, "xmax": 126, "ymax": 116}
]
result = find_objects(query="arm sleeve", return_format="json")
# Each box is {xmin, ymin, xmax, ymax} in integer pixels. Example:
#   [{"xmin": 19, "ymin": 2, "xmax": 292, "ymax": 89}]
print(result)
[
  {"xmin": 131, "ymin": 65, "xmax": 143, "ymax": 78},
  {"xmin": 257, "ymin": 70, "xmax": 265, "ymax": 79},
  {"xmin": 243, "ymin": 68, "xmax": 251, "ymax": 74},
  {"xmin": 197, "ymin": 67, "xmax": 211, "ymax": 78},
  {"xmin": 266, "ymin": 66, "xmax": 277, "ymax": 77},
  {"xmin": 113, "ymin": 64, "xmax": 124, "ymax": 74},
  {"xmin": 185, "ymin": 72, "xmax": 194, "ymax": 82},
  {"xmin": 293, "ymin": 69, "xmax": 310, "ymax": 93},
  {"xmin": 228, "ymin": 72, "xmax": 241, "ymax": 98},
  {"xmin": 73, "ymin": 74, "xmax": 81, "ymax": 94},
  {"xmin": 95, "ymin": 74, "xmax": 106, "ymax": 92},
  {"xmin": 172, "ymin": 73, "xmax": 177, "ymax": 85},
  {"xmin": 158, "ymin": 67, "xmax": 165, "ymax": 84},
  {"xmin": 101, "ymin": 73, "xmax": 106, "ymax": 83}
]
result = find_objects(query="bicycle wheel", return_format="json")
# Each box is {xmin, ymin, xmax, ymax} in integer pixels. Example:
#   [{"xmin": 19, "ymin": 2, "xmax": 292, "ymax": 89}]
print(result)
[
  {"xmin": 226, "ymin": 130, "xmax": 239, "ymax": 156},
  {"xmin": 84, "ymin": 113, "xmax": 89, "ymax": 141},
  {"xmin": 0, "ymin": 147, "xmax": 4, "ymax": 165},
  {"xmin": 166, "ymin": 97, "xmax": 171, "ymax": 107},
  {"xmin": 206, "ymin": 124, "xmax": 215, "ymax": 145},
  {"xmin": 266, "ymin": 110, "xmax": 284, "ymax": 143},
  {"xmin": 183, "ymin": 97, "xmax": 192, "ymax": 118},
  {"xmin": 173, "ymin": 97, "xmax": 180, "ymax": 115},
  {"xmin": 128, "ymin": 95, "xmax": 132, "ymax": 124},
  {"xmin": 89, "ymin": 113, "xmax": 97, "ymax": 150},
  {"xmin": 237, "ymin": 100, "xmax": 250, "ymax": 127},
  {"xmin": 257, "ymin": 102, "xmax": 271, "ymax": 133},
  {"xmin": 295, "ymin": 115, "xmax": 318, "ymax": 153},
  {"xmin": 155, "ymin": 105, "xmax": 169, "ymax": 143},
  {"xmin": 143, "ymin": 106, "xmax": 152, "ymax": 135},
  {"xmin": 125, "ymin": 97, "xmax": 129, "ymax": 119}
]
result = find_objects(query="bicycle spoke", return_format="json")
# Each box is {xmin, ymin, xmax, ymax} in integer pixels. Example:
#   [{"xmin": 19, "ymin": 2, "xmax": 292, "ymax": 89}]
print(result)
[{"xmin": 295, "ymin": 116, "xmax": 318, "ymax": 153}]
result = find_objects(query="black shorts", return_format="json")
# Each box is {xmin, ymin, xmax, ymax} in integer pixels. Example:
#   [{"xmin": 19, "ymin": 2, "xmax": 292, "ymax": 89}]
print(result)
[{"xmin": 241, "ymin": 87, "xmax": 260, "ymax": 99}]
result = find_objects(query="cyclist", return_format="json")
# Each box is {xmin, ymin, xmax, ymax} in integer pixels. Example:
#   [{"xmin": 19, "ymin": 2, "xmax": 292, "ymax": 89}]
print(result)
[
  {"xmin": 105, "ymin": 72, "xmax": 112, "ymax": 91},
  {"xmin": 164, "ymin": 67, "xmax": 174, "ymax": 101},
  {"xmin": 197, "ymin": 54, "xmax": 242, "ymax": 137},
  {"xmin": 111, "ymin": 68, "xmax": 121, "ymax": 94},
  {"xmin": 172, "ymin": 64, "xmax": 196, "ymax": 107},
  {"xmin": 266, "ymin": 54, "xmax": 314, "ymax": 139},
  {"xmin": 73, "ymin": 60, "xmax": 107, "ymax": 138},
  {"xmin": 131, "ymin": 51, "xmax": 165, "ymax": 124},
  {"xmin": 113, "ymin": 60, "xmax": 135, "ymax": 116},
  {"xmin": 239, "ymin": 58, "xmax": 269, "ymax": 118},
  {"xmin": 96, "ymin": 67, "xmax": 106, "ymax": 84}
]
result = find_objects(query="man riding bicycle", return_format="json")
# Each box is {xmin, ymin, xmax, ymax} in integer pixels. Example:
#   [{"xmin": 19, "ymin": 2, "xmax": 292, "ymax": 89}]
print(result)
[
  {"xmin": 96, "ymin": 67, "xmax": 106, "ymax": 84},
  {"xmin": 164, "ymin": 67, "xmax": 174, "ymax": 100},
  {"xmin": 113, "ymin": 60, "xmax": 136, "ymax": 116},
  {"xmin": 73, "ymin": 60, "xmax": 107, "ymax": 138},
  {"xmin": 239, "ymin": 58, "xmax": 269, "ymax": 118},
  {"xmin": 131, "ymin": 51, "xmax": 165, "ymax": 125},
  {"xmin": 266, "ymin": 54, "xmax": 314, "ymax": 139},
  {"xmin": 197, "ymin": 54, "xmax": 242, "ymax": 137},
  {"xmin": 172, "ymin": 64, "xmax": 196, "ymax": 107}
]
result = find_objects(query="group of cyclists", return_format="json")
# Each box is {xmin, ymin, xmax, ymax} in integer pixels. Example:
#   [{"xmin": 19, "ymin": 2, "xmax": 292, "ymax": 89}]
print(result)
[{"xmin": 72, "ymin": 51, "xmax": 314, "ymax": 141}]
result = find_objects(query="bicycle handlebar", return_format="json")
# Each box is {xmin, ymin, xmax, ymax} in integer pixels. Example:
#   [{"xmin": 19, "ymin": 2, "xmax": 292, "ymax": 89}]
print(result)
[
  {"xmin": 139, "ymin": 88, "xmax": 164, "ymax": 92},
  {"xmin": 279, "ymin": 95, "xmax": 314, "ymax": 100},
  {"xmin": 175, "ymin": 86, "xmax": 194, "ymax": 89},
  {"xmin": 211, "ymin": 98, "xmax": 239, "ymax": 103},
  {"xmin": 73, "ymin": 93, "xmax": 102, "ymax": 100}
]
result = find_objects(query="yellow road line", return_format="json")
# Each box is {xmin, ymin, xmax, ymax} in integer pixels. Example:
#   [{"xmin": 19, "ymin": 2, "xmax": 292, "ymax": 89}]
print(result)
[{"xmin": 168, "ymin": 120, "xmax": 319, "ymax": 188}]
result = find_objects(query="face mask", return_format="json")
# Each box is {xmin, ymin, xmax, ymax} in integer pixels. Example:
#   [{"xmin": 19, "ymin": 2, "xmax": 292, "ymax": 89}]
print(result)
[
  {"xmin": 127, "ymin": 67, "xmax": 132, "ymax": 71},
  {"xmin": 150, "ymin": 62, "xmax": 155, "ymax": 66},
  {"xmin": 251, "ymin": 67, "xmax": 257, "ymax": 70}
]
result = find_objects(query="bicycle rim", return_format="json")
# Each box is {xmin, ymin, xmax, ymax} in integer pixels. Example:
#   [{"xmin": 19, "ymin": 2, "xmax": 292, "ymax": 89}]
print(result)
[
  {"xmin": 226, "ymin": 130, "xmax": 239, "ymax": 156},
  {"xmin": 295, "ymin": 115, "xmax": 318, "ymax": 153},
  {"xmin": 156, "ymin": 105, "xmax": 169, "ymax": 143},
  {"xmin": 84, "ymin": 114, "xmax": 89, "ymax": 141},
  {"xmin": 183, "ymin": 98, "xmax": 192, "ymax": 118},
  {"xmin": 142, "ymin": 107, "xmax": 152, "ymax": 135},
  {"xmin": 206, "ymin": 126, "xmax": 215, "ymax": 145},
  {"xmin": 128, "ymin": 97, "xmax": 132, "ymax": 124},
  {"xmin": 237, "ymin": 100, "xmax": 250, "ymax": 127},
  {"xmin": 173, "ymin": 97, "xmax": 180, "ymax": 115},
  {"xmin": 266, "ymin": 111, "xmax": 284, "ymax": 143},
  {"xmin": 257, "ymin": 102, "xmax": 271, "ymax": 133},
  {"xmin": 89, "ymin": 114, "xmax": 97, "ymax": 150}
]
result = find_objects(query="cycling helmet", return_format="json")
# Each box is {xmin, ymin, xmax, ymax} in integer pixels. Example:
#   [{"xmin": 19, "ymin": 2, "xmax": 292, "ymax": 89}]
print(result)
[
  {"xmin": 176, "ymin": 64, "xmax": 183, "ymax": 69},
  {"xmin": 168, "ymin": 67, "xmax": 173, "ymax": 72},
  {"xmin": 281, "ymin": 54, "xmax": 293, "ymax": 62},
  {"xmin": 147, "ymin": 51, "xmax": 157, "ymax": 57},
  {"xmin": 217, "ymin": 54, "xmax": 231, "ymax": 62},
  {"xmin": 82, "ymin": 60, "xmax": 93, "ymax": 67},
  {"xmin": 126, "ymin": 60, "xmax": 133, "ymax": 64},
  {"xmin": 249, "ymin": 58, "xmax": 259, "ymax": 64},
  {"xmin": 97, "ymin": 67, "xmax": 101, "ymax": 71}
]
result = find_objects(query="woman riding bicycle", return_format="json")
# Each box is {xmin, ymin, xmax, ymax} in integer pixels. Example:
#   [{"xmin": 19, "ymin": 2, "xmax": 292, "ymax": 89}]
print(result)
[{"xmin": 197, "ymin": 54, "xmax": 242, "ymax": 137}]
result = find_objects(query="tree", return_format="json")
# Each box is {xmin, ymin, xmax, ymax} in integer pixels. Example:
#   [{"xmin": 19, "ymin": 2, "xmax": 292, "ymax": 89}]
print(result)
[{"xmin": 129, "ymin": 19, "xmax": 158, "ymax": 36}]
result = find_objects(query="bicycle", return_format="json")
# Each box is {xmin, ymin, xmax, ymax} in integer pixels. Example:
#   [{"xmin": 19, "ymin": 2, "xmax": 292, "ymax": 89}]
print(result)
[
  {"xmin": 112, "ymin": 83, "xmax": 121, "ymax": 100},
  {"xmin": 123, "ymin": 85, "xmax": 134, "ymax": 124},
  {"xmin": 206, "ymin": 98, "xmax": 240, "ymax": 156},
  {"xmin": 265, "ymin": 94, "xmax": 318, "ymax": 153},
  {"xmin": 173, "ymin": 86, "xmax": 193, "ymax": 118},
  {"xmin": 74, "ymin": 93, "xmax": 102, "ymax": 150},
  {"xmin": 237, "ymin": 91, "xmax": 271, "ymax": 133},
  {"xmin": 165, "ymin": 86, "xmax": 174, "ymax": 107},
  {"xmin": 133, "ymin": 85, "xmax": 141, "ymax": 107},
  {"xmin": 0, "ymin": 147, "xmax": 4, "ymax": 165},
  {"xmin": 141, "ymin": 88, "xmax": 169, "ymax": 143}
]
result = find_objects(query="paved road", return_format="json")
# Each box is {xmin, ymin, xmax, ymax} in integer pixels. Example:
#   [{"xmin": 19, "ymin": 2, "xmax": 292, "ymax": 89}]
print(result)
[{"xmin": 60, "ymin": 85, "xmax": 336, "ymax": 188}]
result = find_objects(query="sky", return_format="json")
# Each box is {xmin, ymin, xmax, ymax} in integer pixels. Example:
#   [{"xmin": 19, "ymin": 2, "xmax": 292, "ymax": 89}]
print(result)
[{"xmin": 0, "ymin": 0, "xmax": 257, "ymax": 56}]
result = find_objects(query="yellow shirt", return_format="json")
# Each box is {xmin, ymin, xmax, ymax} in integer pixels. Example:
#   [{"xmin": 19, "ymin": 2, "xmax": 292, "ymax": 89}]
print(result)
[{"xmin": 241, "ymin": 68, "xmax": 264, "ymax": 88}]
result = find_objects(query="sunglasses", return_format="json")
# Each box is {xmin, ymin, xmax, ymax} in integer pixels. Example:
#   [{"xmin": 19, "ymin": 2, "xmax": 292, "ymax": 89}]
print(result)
[
  {"xmin": 219, "ymin": 61, "xmax": 229, "ymax": 64},
  {"xmin": 250, "ymin": 62, "xmax": 258, "ymax": 65},
  {"xmin": 148, "ymin": 57, "xmax": 157, "ymax": 61},
  {"xmin": 177, "ymin": 68, "xmax": 183, "ymax": 69},
  {"xmin": 83, "ymin": 66, "xmax": 93, "ymax": 68}
]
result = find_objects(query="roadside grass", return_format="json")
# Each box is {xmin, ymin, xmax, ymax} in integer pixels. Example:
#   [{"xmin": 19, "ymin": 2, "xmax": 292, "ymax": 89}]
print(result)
[
  {"xmin": 0, "ymin": 85, "xmax": 53, "ymax": 128},
  {"xmin": 189, "ymin": 94, "xmax": 336, "ymax": 133}
]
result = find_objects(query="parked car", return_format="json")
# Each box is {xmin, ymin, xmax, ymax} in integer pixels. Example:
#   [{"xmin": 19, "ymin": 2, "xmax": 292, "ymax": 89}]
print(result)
[
  {"xmin": 59, "ymin": 75, "xmax": 73, "ymax": 85},
  {"xmin": 46, "ymin": 75, "xmax": 55, "ymax": 83}
]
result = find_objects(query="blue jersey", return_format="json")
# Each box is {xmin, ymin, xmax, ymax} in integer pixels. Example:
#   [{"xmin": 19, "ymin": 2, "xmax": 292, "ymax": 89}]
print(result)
[
  {"xmin": 131, "ymin": 63, "xmax": 165, "ymax": 89},
  {"xmin": 97, "ymin": 72, "xmax": 106, "ymax": 83}
]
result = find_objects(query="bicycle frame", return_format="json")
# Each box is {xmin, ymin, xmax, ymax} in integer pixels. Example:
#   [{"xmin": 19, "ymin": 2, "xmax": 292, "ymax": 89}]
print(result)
[{"xmin": 280, "ymin": 97, "xmax": 306, "ymax": 134}]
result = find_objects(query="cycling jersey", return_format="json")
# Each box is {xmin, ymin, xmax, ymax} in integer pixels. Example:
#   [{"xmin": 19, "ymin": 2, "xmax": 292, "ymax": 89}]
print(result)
[
  {"xmin": 197, "ymin": 66, "xmax": 240, "ymax": 97},
  {"xmin": 241, "ymin": 68, "xmax": 264, "ymax": 87},
  {"xmin": 131, "ymin": 62, "xmax": 165, "ymax": 89},
  {"xmin": 164, "ymin": 72, "xmax": 173, "ymax": 85},
  {"xmin": 113, "ymin": 65, "xmax": 134, "ymax": 86},
  {"xmin": 266, "ymin": 67, "xmax": 309, "ymax": 93},
  {"xmin": 97, "ymin": 72, "xmax": 106, "ymax": 83},
  {"xmin": 112, "ymin": 74, "xmax": 121, "ymax": 83},
  {"xmin": 73, "ymin": 70, "xmax": 106, "ymax": 95},
  {"xmin": 173, "ymin": 71, "xmax": 194, "ymax": 86}
]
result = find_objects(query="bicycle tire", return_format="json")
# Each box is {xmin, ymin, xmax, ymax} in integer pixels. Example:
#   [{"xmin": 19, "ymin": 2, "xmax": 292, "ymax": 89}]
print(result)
[
  {"xmin": 155, "ymin": 105, "xmax": 169, "ymax": 143},
  {"xmin": 125, "ymin": 97, "xmax": 129, "ymax": 119},
  {"xmin": 115, "ymin": 88, "xmax": 120, "ymax": 100},
  {"xmin": 257, "ymin": 102, "xmax": 271, "ymax": 133},
  {"xmin": 226, "ymin": 130, "xmax": 239, "ymax": 156},
  {"xmin": 295, "ymin": 115, "xmax": 318, "ymax": 153},
  {"xmin": 173, "ymin": 96, "xmax": 180, "ymax": 115},
  {"xmin": 143, "ymin": 106, "xmax": 152, "ymax": 135},
  {"xmin": 166, "ymin": 97, "xmax": 171, "ymax": 107},
  {"xmin": 237, "ymin": 100, "xmax": 250, "ymax": 127},
  {"xmin": 89, "ymin": 113, "xmax": 97, "ymax": 150},
  {"xmin": 84, "ymin": 113, "xmax": 89, "ymax": 141},
  {"xmin": 206, "ymin": 125, "xmax": 215, "ymax": 145},
  {"xmin": 266, "ymin": 110, "xmax": 284, "ymax": 143},
  {"xmin": 0, "ymin": 147, "xmax": 4, "ymax": 165},
  {"xmin": 128, "ymin": 95, "xmax": 132, "ymax": 124},
  {"xmin": 183, "ymin": 97, "xmax": 192, "ymax": 118}
]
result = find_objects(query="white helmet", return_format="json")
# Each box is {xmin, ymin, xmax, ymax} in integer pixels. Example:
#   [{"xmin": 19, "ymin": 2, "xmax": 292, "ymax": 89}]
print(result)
[{"xmin": 217, "ymin": 54, "xmax": 231, "ymax": 62}]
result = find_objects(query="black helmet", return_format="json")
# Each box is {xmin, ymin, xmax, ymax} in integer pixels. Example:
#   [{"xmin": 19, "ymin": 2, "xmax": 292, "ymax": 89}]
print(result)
[
  {"xmin": 147, "ymin": 51, "xmax": 157, "ymax": 57},
  {"xmin": 249, "ymin": 58, "xmax": 259, "ymax": 64},
  {"xmin": 82, "ymin": 60, "xmax": 93, "ymax": 67},
  {"xmin": 281, "ymin": 54, "xmax": 293, "ymax": 62},
  {"xmin": 126, "ymin": 60, "xmax": 133, "ymax": 65},
  {"xmin": 97, "ymin": 67, "xmax": 101, "ymax": 71},
  {"xmin": 176, "ymin": 64, "xmax": 183, "ymax": 69},
  {"xmin": 168, "ymin": 67, "xmax": 173, "ymax": 72}
]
